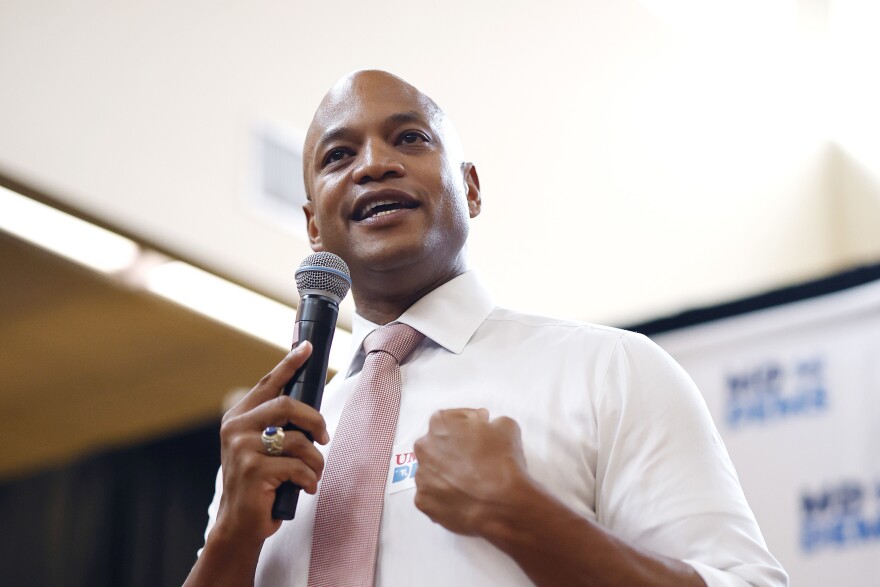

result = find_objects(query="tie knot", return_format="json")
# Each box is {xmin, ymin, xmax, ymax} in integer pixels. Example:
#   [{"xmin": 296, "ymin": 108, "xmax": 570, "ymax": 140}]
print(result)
[{"xmin": 363, "ymin": 323, "xmax": 424, "ymax": 364}]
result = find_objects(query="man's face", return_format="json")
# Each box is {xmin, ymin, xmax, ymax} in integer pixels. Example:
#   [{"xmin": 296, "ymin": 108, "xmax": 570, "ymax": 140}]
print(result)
[{"xmin": 302, "ymin": 71, "xmax": 480, "ymax": 285}]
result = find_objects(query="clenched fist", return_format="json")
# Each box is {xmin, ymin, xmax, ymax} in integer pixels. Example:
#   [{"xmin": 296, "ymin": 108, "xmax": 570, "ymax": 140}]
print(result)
[{"xmin": 413, "ymin": 408, "xmax": 535, "ymax": 537}]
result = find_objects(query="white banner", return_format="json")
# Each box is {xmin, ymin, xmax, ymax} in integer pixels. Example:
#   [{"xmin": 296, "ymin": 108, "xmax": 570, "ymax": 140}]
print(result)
[{"xmin": 651, "ymin": 277, "xmax": 880, "ymax": 587}]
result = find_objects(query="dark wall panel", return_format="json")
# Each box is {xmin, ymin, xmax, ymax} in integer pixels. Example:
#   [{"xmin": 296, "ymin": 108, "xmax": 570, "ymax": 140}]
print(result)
[{"xmin": 0, "ymin": 422, "xmax": 220, "ymax": 587}]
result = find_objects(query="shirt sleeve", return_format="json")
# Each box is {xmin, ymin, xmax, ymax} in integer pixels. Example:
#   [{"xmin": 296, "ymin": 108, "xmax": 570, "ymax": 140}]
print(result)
[
  {"xmin": 593, "ymin": 332, "xmax": 788, "ymax": 587},
  {"xmin": 196, "ymin": 466, "xmax": 223, "ymax": 558}
]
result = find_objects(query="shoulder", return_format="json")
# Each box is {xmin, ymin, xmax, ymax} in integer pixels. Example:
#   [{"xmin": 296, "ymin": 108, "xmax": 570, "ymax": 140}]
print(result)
[
  {"xmin": 484, "ymin": 306, "xmax": 652, "ymax": 349},
  {"xmin": 486, "ymin": 306, "xmax": 616, "ymax": 333},
  {"xmin": 477, "ymin": 307, "xmax": 669, "ymax": 371},
  {"xmin": 484, "ymin": 307, "xmax": 688, "ymax": 382}
]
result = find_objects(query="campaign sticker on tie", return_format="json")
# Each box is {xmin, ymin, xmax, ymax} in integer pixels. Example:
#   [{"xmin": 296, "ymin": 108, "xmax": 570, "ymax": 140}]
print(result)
[{"xmin": 388, "ymin": 449, "xmax": 418, "ymax": 494}]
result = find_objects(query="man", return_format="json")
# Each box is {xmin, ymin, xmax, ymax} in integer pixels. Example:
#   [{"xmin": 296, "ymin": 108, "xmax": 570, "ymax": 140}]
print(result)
[{"xmin": 186, "ymin": 70, "xmax": 787, "ymax": 586}]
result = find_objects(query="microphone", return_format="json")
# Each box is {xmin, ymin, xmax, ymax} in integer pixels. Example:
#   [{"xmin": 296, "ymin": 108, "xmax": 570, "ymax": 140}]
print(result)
[{"xmin": 272, "ymin": 251, "xmax": 351, "ymax": 520}]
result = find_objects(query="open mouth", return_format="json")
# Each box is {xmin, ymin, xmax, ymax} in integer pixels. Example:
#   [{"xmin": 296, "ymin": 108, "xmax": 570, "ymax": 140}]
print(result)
[{"xmin": 353, "ymin": 198, "xmax": 418, "ymax": 221}]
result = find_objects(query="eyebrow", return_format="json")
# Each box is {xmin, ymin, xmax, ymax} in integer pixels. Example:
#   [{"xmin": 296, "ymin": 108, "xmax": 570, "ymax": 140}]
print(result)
[
  {"xmin": 387, "ymin": 110, "xmax": 427, "ymax": 126},
  {"xmin": 315, "ymin": 110, "xmax": 430, "ymax": 154}
]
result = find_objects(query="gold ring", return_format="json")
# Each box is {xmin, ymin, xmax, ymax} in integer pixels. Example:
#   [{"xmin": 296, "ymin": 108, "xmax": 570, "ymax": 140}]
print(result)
[{"xmin": 261, "ymin": 426, "xmax": 285, "ymax": 456}]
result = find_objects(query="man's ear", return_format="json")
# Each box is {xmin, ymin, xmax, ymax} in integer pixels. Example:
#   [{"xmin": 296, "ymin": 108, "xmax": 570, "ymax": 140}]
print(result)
[
  {"xmin": 463, "ymin": 163, "xmax": 482, "ymax": 219},
  {"xmin": 303, "ymin": 201, "xmax": 324, "ymax": 251}
]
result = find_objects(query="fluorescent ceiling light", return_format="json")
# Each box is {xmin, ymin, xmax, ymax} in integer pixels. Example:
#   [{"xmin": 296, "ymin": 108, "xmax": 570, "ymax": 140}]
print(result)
[
  {"xmin": 0, "ymin": 184, "xmax": 140, "ymax": 273},
  {"xmin": 146, "ymin": 261, "xmax": 296, "ymax": 347},
  {"xmin": 145, "ymin": 261, "xmax": 352, "ymax": 373},
  {"xmin": 0, "ymin": 184, "xmax": 353, "ymax": 373}
]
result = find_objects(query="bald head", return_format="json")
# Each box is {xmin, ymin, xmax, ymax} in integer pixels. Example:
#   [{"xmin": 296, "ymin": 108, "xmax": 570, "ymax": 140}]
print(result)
[
  {"xmin": 303, "ymin": 70, "xmax": 465, "ymax": 200},
  {"xmin": 308, "ymin": 70, "xmax": 443, "ymax": 140}
]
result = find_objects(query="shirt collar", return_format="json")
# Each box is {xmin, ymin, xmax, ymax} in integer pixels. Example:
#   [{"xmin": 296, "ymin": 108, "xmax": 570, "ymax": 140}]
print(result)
[{"xmin": 342, "ymin": 271, "xmax": 495, "ymax": 377}]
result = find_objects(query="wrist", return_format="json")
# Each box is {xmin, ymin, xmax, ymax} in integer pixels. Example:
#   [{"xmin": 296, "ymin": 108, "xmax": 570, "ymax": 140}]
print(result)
[
  {"xmin": 475, "ymin": 471, "xmax": 549, "ymax": 550},
  {"xmin": 206, "ymin": 520, "xmax": 266, "ymax": 556},
  {"xmin": 186, "ymin": 523, "xmax": 265, "ymax": 587}
]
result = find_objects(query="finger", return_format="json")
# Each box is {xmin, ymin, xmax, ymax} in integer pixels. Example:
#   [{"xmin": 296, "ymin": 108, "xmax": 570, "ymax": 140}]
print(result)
[
  {"xmin": 260, "ymin": 455, "xmax": 322, "ymax": 494},
  {"xmin": 441, "ymin": 408, "xmax": 490, "ymax": 425},
  {"xmin": 279, "ymin": 429, "xmax": 325, "ymax": 475},
  {"xmin": 445, "ymin": 407, "xmax": 490, "ymax": 421},
  {"xmin": 246, "ymin": 428, "xmax": 325, "ymax": 472},
  {"xmin": 227, "ymin": 430, "xmax": 325, "ymax": 481},
  {"xmin": 227, "ymin": 433, "xmax": 324, "ymax": 491},
  {"xmin": 228, "ymin": 342, "xmax": 313, "ymax": 417},
  {"xmin": 221, "ymin": 394, "xmax": 329, "ymax": 448},
  {"xmin": 427, "ymin": 408, "xmax": 477, "ymax": 435},
  {"xmin": 243, "ymin": 396, "xmax": 329, "ymax": 445},
  {"xmin": 492, "ymin": 415, "xmax": 522, "ymax": 439}
]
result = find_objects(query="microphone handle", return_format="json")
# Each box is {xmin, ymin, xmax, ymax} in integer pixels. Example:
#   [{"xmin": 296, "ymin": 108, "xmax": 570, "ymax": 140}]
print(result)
[{"xmin": 272, "ymin": 295, "xmax": 339, "ymax": 520}]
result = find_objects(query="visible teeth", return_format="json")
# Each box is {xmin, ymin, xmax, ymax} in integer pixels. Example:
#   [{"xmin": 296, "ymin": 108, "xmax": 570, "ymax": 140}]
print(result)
[
  {"xmin": 373, "ymin": 209, "xmax": 398, "ymax": 217},
  {"xmin": 364, "ymin": 200, "xmax": 397, "ymax": 214},
  {"xmin": 358, "ymin": 199, "xmax": 407, "ymax": 220}
]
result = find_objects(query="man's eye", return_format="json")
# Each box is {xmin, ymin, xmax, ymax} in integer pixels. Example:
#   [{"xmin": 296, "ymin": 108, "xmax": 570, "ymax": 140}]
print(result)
[
  {"xmin": 323, "ymin": 148, "xmax": 350, "ymax": 166},
  {"xmin": 400, "ymin": 131, "xmax": 428, "ymax": 144}
]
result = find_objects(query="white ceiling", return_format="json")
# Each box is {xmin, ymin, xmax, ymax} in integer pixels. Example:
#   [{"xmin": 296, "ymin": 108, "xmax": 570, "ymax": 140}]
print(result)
[{"xmin": 2, "ymin": 0, "xmax": 879, "ymax": 328}]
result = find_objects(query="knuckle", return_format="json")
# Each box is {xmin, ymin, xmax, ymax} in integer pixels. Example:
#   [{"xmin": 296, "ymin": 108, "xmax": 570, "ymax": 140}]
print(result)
[
  {"xmin": 413, "ymin": 437, "xmax": 432, "ymax": 460},
  {"xmin": 273, "ymin": 395, "xmax": 295, "ymax": 414},
  {"xmin": 313, "ymin": 451, "xmax": 325, "ymax": 474},
  {"xmin": 286, "ymin": 459, "xmax": 306, "ymax": 477},
  {"xmin": 496, "ymin": 416, "xmax": 519, "ymax": 432},
  {"xmin": 239, "ymin": 454, "xmax": 260, "ymax": 476},
  {"xmin": 219, "ymin": 418, "xmax": 240, "ymax": 441},
  {"xmin": 287, "ymin": 436, "xmax": 322, "ymax": 468},
  {"xmin": 220, "ymin": 408, "xmax": 235, "ymax": 426},
  {"xmin": 226, "ymin": 432, "xmax": 249, "ymax": 453},
  {"xmin": 289, "ymin": 461, "xmax": 316, "ymax": 486},
  {"xmin": 287, "ymin": 430, "xmax": 310, "ymax": 452}
]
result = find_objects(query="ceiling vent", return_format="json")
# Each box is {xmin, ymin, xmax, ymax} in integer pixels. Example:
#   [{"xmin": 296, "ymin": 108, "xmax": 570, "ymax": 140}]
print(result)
[{"xmin": 245, "ymin": 121, "xmax": 308, "ymax": 237}]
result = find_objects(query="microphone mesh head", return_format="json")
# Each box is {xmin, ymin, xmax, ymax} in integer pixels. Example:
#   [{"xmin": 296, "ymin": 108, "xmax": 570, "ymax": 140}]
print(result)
[{"xmin": 295, "ymin": 252, "xmax": 351, "ymax": 303}]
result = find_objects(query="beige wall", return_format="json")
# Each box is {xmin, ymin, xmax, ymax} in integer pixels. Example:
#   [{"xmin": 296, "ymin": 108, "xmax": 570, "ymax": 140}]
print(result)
[{"xmin": 1, "ymin": 0, "xmax": 878, "ymax": 325}]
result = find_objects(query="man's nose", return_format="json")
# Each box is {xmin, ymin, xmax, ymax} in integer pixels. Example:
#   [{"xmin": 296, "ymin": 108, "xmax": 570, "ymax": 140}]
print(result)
[{"xmin": 351, "ymin": 140, "xmax": 405, "ymax": 184}]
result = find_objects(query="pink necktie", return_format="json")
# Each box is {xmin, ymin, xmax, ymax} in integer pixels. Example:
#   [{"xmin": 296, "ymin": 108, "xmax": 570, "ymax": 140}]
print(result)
[{"xmin": 308, "ymin": 322, "xmax": 425, "ymax": 587}]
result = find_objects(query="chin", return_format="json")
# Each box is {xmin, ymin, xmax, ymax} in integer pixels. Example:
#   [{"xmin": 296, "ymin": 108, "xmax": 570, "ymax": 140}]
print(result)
[{"xmin": 350, "ymin": 241, "xmax": 431, "ymax": 275}]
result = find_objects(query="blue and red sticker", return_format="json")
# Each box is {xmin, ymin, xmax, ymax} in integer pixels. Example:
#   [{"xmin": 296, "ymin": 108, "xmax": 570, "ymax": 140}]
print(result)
[{"xmin": 388, "ymin": 450, "xmax": 418, "ymax": 494}]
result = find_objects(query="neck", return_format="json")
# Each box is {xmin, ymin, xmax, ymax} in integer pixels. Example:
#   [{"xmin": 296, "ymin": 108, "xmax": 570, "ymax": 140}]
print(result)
[{"xmin": 352, "ymin": 262, "xmax": 467, "ymax": 325}]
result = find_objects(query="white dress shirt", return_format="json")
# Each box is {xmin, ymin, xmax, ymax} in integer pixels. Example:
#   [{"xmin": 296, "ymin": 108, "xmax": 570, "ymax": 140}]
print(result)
[{"xmin": 204, "ymin": 271, "xmax": 787, "ymax": 586}]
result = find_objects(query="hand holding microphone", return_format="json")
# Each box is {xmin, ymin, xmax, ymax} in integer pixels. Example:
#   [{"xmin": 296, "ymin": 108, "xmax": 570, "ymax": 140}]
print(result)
[{"xmin": 272, "ymin": 252, "xmax": 351, "ymax": 520}]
